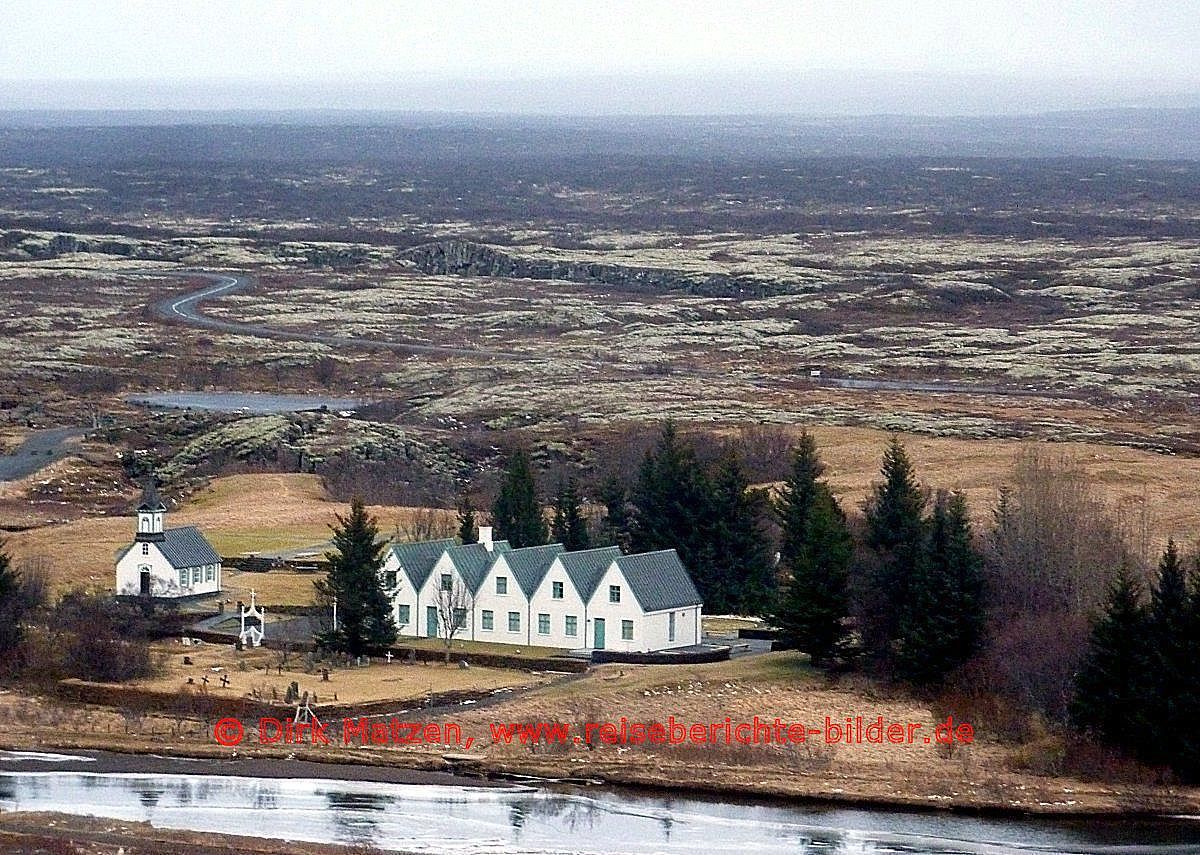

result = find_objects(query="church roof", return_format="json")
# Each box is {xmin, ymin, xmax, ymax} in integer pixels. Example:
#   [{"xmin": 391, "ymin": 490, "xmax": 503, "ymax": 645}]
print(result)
[
  {"xmin": 158, "ymin": 526, "xmax": 221, "ymax": 568},
  {"xmin": 137, "ymin": 479, "xmax": 167, "ymax": 512},
  {"xmin": 117, "ymin": 525, "xmax": 220, "ymax": 568}
]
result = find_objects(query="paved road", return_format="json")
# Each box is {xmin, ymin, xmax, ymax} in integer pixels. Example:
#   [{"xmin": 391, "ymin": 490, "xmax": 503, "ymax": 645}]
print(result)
[
  {"xmin": 0, "ymin": 425, "xmax": 88, "ymax": 481},
  {"xmin": 144, "ymin": 270, "xmax": 542, "ymax": 361},
  {"xmin": 141, "ymin": 269, "xmax": 1069, "ymax": 401}
]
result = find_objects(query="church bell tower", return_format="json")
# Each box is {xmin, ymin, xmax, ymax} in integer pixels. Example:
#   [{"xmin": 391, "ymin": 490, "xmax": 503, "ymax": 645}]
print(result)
[{"xmin": 135, "ymin": 478, "xmax": 167, "ymax": 542}]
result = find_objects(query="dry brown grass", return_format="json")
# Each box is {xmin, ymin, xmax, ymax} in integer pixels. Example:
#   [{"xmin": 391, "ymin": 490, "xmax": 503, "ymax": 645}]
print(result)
[
  {"xmin": 5, "ymin": 428, "xmax": 1197, "ymax": 604},
  {"xmin": 776, "ymin": 425, "xmax": 1197, "ymax": 551},
  {"xmin": 6, "ymin": 473, "xmax": 455, "ymax": 597},
  {"xmin": 121, "ymin": 639, "xmax": 552, "ymax": 708}
]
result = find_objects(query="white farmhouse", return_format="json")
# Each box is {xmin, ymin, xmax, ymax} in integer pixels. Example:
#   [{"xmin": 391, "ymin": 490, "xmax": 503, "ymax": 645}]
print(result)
[
  {"xmin": 387, "ymin": 527, "xmax": 703, "ymax": 653},
  {"xmin": 114, "ymin": 481, "xmax": 222, "ymax": 599}
]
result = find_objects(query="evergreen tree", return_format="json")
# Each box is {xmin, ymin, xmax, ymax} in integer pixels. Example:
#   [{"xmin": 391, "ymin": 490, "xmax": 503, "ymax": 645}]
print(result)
[
  {"xmin": 1144, "ymin": 541, "xmax": 1193, "ymax": 769},
  {"xmin": 491, "ymin": 448, "xmax": 548, "ymax": 548},
  {"xmin": 551, "ymin": 477, "xmax": 590, "ymax": 551},
  {"xmin": 456, "ymin": 494, "xmax": 478, "ymax": 544},
  {"xmin": 770, "ymin": 432, "xmax": 853, "ymax": 666},
  {"xmin": 893, "ymin": 491, "xmax": 985, "ymax": 687},
  {"xmin": 595, "ymin": 474, "xmax": 632, "ymax": 551},
  {"xmin": 1070, "ymin": 564, "xmax": 1151, "ymax": 745},
  {"xmin": 776, "ymin": 430, "xmax": 824, "ymax": 569},
  {"xmin": 862, "ymin": 436, "xmax": 927, "ymax": 665},
  {"xmin": 707, "ymin": 450, "xmax": 776, "ymax": 615},
  {"xmin": 631, "ymin": 422, "xmax": 706, "ymax": 552},
  {"xmin": 630, "ymin": 422, "xmax": 714, "ymax": 600},
  {"xmin": 0, "ymin": 545, "xmax": 26, "ymax": 657},
  {"xmin": 1178, "ymin": 556, "xmax": 1200, "ymax": 781},
  {"xmin": 772, "ymin": 483, "xmax": 853, "ymax": 667},
  {"xmin": 315, "ymin": 498, "xmax": 397, "ymax": 656}
]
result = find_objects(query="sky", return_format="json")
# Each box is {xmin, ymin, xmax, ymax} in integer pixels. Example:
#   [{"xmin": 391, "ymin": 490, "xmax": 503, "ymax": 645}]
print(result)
[{"xmin": 2, "ymin": 0, "xmax": 1198, "ymax": 114}]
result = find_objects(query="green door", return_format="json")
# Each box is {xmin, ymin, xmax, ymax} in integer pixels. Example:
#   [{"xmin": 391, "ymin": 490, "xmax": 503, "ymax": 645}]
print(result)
[
  {"xmin": 426, "ymin": 605, "xmax": 438, "ymax": 638},
  {"xmin": 593, "ymin": 617, "xmax": 606, "ymax": 649}
]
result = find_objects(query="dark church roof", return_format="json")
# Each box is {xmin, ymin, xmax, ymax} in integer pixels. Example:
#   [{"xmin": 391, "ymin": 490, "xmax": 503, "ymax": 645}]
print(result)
[
  {"xmin": 157, "ymin": 526, "xmax": 221, "ymax": 568},
  {"xmin": 118, "ymin": 525, "xmax": 220, "ymax": 569},
  {"xmin": 137, "ymin": 479, "xmax": 167, "ymax": 513}
]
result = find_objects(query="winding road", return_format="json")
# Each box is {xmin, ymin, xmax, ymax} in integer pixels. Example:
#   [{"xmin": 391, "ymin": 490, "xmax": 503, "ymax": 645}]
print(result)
[
  {"xmin": 144, "ymin": 268, "xmax": 1064, "ymax": 400},
  {"xmin": 146, "ymin": 269, "xmax": 541, "ymax": 361}
]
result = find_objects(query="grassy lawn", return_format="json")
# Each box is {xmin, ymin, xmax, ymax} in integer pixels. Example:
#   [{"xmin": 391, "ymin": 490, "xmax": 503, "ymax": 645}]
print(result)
[{"xmin": 702, "ymin": 615, "xmax": 764, "ymax": 635}]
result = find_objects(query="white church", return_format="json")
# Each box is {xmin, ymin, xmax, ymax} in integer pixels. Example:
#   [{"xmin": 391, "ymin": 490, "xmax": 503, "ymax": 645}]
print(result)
[
  {"xmin": 382, "ymin": 527, "xmax": 703, "ymax": 653},
  {"xmin": 115, "ymin": 480, "xmax": 222, "ymax": 599}
]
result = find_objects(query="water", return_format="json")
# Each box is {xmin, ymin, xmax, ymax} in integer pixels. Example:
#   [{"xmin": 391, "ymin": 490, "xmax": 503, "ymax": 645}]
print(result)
[
  {"xmin": 2, "ymin": 768, "xmax": 1198, "ymax": 854},
  {"xmin": 126, "ymin": 391, "xmax": 368, "ymax": 414}
]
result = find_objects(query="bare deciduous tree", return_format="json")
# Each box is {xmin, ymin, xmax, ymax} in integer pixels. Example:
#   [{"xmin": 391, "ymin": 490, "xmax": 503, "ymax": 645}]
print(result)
[
  {"xmin": 979, "ymin": 447, "xmax": 1139, "ymax": 720},
  {"xmin": 435, "ymin": 578, "xmax": 473, "ymax": 663}
]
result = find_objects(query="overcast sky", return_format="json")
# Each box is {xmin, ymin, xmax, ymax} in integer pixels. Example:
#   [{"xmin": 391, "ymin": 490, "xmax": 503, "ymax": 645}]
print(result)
[{"xmin": 2, "ymin": 0, "xmax": 1197, "ymax": 114}]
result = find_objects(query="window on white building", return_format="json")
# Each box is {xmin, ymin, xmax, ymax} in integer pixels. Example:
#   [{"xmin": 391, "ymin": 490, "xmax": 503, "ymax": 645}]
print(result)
[
  {"xmin": 205, "ymin": 565, "xmax": 215, "ymax": 582},
  {"xmin": 669, "ymin": 611, "xmax": 676, "ymax": 642},
  {"xmin": 440, "ymin": 573, "xmax": 452, "ymax": 591},
  {"xmin": 453, "ymin": 608, "xmax": 467, "ymax": 629},
  {"xmin": 508, "ymin": 611, "xmax": 520, "ymax": 632},
  {"xmin": 609, "ymin": 585, "xmax": 621, "ymax": 603},
  {"xmin": 398, "ymin": 605, "xmax": 411, "ymax": 625},
  {"xmin": 622, "ymin": 620, "xmax": 634, "ymax": 640},
  {"xmin": 538, "ymin": 613, "xmax": 550, "ymax": 634},
  {"xmin": 496, "ymin": 576, "xmax": 508, "ymax": 594},
  {"xmin": 193, "ymin": 567, "xmax": 202, "ymax": 584},
  {"xmin": 141, "ymin": 543, "xmax": 149, "ymax": 555},
  {"xmin": 552, "ymin": 581, "xmax": 564, "ymax": 599},
  {"xmin": 178, "ymin": 568, "xmax": 188, "ymax": 588},
  {"xmin": 481, "ymin": 610, "xmax": 494, "ymax": 630},
  {"xmin": 565, "ymin": 615, "xmax": 577, "ymax": 636}
]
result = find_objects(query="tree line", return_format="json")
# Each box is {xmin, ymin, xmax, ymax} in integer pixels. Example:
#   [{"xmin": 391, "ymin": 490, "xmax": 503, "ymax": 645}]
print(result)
[{"xmin": 475, "ymin": 422, "xmax": 1197, "ymax": 781}]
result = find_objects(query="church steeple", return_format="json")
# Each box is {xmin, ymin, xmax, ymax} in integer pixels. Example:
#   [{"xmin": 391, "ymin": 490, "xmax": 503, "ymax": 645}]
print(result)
[{"xmin": 135, "ymin": 477, "xmax": 167, "ymax": 542}]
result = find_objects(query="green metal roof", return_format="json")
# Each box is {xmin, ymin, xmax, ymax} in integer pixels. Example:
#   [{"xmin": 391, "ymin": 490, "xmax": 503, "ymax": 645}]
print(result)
[{"xmin": 612, "ymin": 549, "xmax": 702, "ymax": 612}]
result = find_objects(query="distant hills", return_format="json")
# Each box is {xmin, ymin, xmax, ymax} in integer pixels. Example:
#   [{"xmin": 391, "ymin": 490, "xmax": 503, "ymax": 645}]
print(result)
[{"xmin": 0, "ymin": 108, "xmax": 1197, "ymax": 160}]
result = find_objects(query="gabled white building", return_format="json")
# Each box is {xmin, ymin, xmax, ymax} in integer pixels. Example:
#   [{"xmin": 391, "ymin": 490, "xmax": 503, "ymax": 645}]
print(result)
[
  {"xmin": 386, "ymin": 527, "xmax": 703, "ymax": 652},
  {"xmin": 115, "ymin": 481, "xmax": 222, "ymax": 599}
]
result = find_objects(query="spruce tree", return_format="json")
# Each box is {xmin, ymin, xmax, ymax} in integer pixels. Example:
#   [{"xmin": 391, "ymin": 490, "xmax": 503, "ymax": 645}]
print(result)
[
  {"xmin": 630, "ymin": 421, "xmax": 714, "ymax": 601},
  {"xmin": 863, "ymin": 436, "xmax": 927, "ymax": 667},
  {"xmin": 1178, "ymin": 556, "xmax": 1200, "ymax": 781},
  {"xmin": 315, "ymin": 498, "xmax": 397, "ymax": 656},
  {"xmin": 776, "ymin": 430, "xmax": 823, "ymax": 568},
  {"xmin": 595, "ymin": 474, "xmax": 632, "ymax": 551},
  {"xmin": 0, "ymin": 545, "xmax": 25, "ymax": 657},
  {"xmin": 456, "ymin": 494, "xmax": 478, "ymax": 544},
  {"xmin": 771, "ymin": 432, "xmax": 852, "ymax": 666},
  {"xmin": 1070, "ymin": 564, "xmax": 1151, "ymax": 745},
  {"xmin": 773, "ymin": 484, "xmax": 852, "ymax": 667},
  {"xmin": 1144, "ymin": 541, "xmax": 1192, "ymax": 768},
  {"xmin": 551, "ymin": 477, "xmax": 590, "ymax": 551},
  {"xmin": 893, "ymin": 491, "xmax": 984, "ymax": 687},
  {"xmin": 707, "ymin": 450, "xmax": 776, "ymax": 615},
  {"xmin": 491, "ymin": 448, "xmax": 548, "ymax": 548}
]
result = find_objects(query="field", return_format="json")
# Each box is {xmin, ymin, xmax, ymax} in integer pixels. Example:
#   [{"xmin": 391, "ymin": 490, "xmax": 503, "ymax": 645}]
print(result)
[
  {"xmin": 7, "ymin": 418, "xmax": 1199, "ymax": 608},
  {"xmin": 122, "ymin": 638, "xmax": 554, "ymax": 708}
]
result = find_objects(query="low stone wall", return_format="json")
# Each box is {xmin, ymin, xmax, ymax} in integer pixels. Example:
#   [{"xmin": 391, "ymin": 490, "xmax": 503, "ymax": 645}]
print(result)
[{"xmin": 591, "ymin": 646, "xmax": 730, "ymax": 665}]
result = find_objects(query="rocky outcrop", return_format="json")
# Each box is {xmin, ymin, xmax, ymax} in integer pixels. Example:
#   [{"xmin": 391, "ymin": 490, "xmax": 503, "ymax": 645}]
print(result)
[{"xmin": 399, "ymin": 240, "xmax": 788, "ymax": 298}]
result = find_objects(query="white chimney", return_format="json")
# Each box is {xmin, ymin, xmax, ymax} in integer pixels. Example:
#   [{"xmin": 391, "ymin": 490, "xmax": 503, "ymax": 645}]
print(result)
[{"xmin": 478, "ymin": 526, "xmax": 494, "ymax": 552}]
